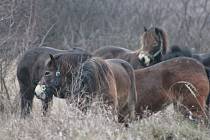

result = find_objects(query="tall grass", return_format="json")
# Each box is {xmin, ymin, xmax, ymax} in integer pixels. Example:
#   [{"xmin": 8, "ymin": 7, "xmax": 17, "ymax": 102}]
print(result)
[
  {"xmin": 1, "ymin": 0, "xmax": 210, "ymax": 139},
  {"xmin": 0, "ymin": 61, "xmax": 209, "ymax": 140},
  {"xmin": 0, "ymin": 98, "xmax": 210, "ymax": 140}
]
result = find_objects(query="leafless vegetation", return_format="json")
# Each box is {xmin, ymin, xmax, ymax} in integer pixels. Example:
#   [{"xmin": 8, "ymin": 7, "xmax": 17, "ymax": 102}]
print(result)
[{"xmin": 0, "ymin": 0, "xmax": 210, "ymax": 139}]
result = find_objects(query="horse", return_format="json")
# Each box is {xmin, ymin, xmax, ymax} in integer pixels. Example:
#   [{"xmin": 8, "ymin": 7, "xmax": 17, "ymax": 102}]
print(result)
[
  {"xmin": 17, "ymin": 46, "xmax": 91, "ymax": 117},
  {"xmin": 162, "ymin": 45, "xmax": 210, "ymax": 108},
  {"xmin": 138, "ymin": 27, "xmax": 168, "ymax": 66},
  {"xmin": 162, "ymin": 45, "xmax": 210, "ymax": 69},
  {"xmin": 135, "ymin": 57, "xmax": 209, "ymax": 121},
  {"xmin": 93, "ymin": 27, "xmax": 168, "ymax": 69},
  {"xmin": 35, "ymin": 55, "xmax": 137, "ymax": 123}
]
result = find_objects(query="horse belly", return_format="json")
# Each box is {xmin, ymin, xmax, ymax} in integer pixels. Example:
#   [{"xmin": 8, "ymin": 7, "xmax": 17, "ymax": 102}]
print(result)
[{"xmin": 135, "ymin": 71, "xmax": 168, "ymax": 115}]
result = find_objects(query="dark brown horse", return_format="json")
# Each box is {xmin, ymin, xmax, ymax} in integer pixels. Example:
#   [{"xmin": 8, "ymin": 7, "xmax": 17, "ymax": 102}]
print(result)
[
  {"xmin": 35, "ymin": 55, "xmax": 137, "ymax": 123},
  {"xmin": 17, "ymin": 47, "xmax": 91, "ymax": 117},
  {"xmin": 135, "ymin": 57, "xmax": 209, "ymax": 121},
  {"xmin": 162, "ymin": 45, "xmax": 210, "ymax": 72},
  {"xmin": 94, "ymin": 27, "xmax": 168, "ymax": 68}
]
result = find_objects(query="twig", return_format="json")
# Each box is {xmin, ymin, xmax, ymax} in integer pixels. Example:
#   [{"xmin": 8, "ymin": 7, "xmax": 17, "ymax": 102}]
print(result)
[{"xmin": 38, "ymin": 23, "xmax": 56, "ymax": 47}]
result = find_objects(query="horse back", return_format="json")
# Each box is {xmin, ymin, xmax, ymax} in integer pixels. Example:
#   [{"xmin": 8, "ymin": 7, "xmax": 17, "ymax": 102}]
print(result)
[
  {"xmin": 17, "ymin": 47, "xmax": 90, "ymax": 86},
  {"xmin": 94, "ymin": 46, "xmax": 143, "ymax": 69},
  {"xmin": 135, "ymin": 57, "xmax": 209, "ymax": 98},
  {"xmin": 93, "ymin": 46, "xmax": 132, "ymax": 59}
]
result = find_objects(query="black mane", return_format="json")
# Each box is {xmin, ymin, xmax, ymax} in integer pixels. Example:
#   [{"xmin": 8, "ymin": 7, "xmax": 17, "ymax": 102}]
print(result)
[
  {"xmin": 162, "ymin": 45, "xmax": 192, "ymax": 61},
  {"xmin": 79, "ymin": 58, "xmax": 111, "ymax": 96}
]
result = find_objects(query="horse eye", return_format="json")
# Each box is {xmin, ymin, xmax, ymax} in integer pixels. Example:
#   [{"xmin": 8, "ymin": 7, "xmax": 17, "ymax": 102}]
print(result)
[{"xmin": 45, "ymin": 71, "xmax": 51, "ymax": 76}]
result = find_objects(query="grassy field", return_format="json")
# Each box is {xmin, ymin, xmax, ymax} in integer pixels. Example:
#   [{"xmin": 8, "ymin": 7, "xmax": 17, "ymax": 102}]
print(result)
[
  {"xmin": 0, "ymin": 99, "xmax": 210, "ymax": 140},
  {"xmin": 1, "ymin": 0, "xmax": 210, "ymax": 139},
  {"xmin": 0, "ymin": 60, "xmax": 209, "ymax": 140}
]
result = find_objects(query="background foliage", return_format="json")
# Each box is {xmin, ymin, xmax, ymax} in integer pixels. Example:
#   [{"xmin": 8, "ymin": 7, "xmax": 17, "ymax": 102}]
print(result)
[{"xmin": 0, "ymin": 0, "xmax": 210, "ymax": 139}]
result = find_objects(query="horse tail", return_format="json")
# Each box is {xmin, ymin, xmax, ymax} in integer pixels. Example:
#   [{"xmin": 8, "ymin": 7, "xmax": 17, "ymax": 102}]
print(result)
[
  {"xmin": 80, "ymin": 58, "xmax": 111, "ymax": 96},
  {"xmin": 121, "ymin": 61, "xmax": 137, "ymax": 120}
]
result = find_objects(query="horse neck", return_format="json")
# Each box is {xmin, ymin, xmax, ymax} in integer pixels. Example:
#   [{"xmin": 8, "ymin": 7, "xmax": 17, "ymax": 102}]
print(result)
[{"xmin": 153, "ymin": 53, "xmax": 162, "ymax": 64}]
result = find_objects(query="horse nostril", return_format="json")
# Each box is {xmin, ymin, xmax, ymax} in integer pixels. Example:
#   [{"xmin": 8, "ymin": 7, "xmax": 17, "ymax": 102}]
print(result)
[{"xmin": 141, "ymin": 57, "xmax": 145, "ymax": 63}]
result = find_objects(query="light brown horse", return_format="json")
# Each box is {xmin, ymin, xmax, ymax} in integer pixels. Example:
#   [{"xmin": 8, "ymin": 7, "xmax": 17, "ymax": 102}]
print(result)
[
  {"xmin": 135, "ymin": 57, "xmax": 209, "ymax": 121},
  {"xmin": 94, "ymin": 27, "xmax": 168, "ymax": 68},
  {"xmin": 35, "ymin": 54, "xmax": 137, "ymax": 123}
]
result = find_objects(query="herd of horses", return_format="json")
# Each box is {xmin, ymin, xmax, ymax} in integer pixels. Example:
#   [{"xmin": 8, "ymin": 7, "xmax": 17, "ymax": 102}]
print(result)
[{"xmin": 17, "ymin": 27, "xmax": 210, "ymax": 125}]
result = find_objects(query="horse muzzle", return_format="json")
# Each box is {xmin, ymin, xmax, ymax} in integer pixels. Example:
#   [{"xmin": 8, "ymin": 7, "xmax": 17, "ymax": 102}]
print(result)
[
  {"xmin": 138, "ymin": 53, "xmax": 151, "ymax": 66},
  {"xmin": 35, "ymin": 84, "xmax": 47, "ymax": 100}
]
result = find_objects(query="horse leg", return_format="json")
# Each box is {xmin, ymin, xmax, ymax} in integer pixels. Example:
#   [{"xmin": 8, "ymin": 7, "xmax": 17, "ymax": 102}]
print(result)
[
  {"xmin": 192, "ymin": 95, "xmax": 208, "ymax": 123},
  {"xmin": 173, "ymin": 100, "xmax": 188, "ymax": 115},
  {"xmin": 178, "ymin": 95, "xmax": 208, "ymax": 123},
  {"xmin": 42, "ymin": 99, "xmax": 53, "ymax": 116},
  {"xmin": 129, "ymin": 104, "xmax": 136, "ymax": 121},
  {"xmin": 119, "ymin": 104, "xmax": 136, "ymax": 122},
  {"xmin": 171, "ymin": 84, "xmax": 206, "ymax": 121},
  {"xmin": 173, "ymin": 101, "xmax": 193, "ymax": 119},
  {"xmin": 119, "ymin": 61, "xmax": 137, "ymax": 123},
  {"xmin": 118, "ymin": 104, "xmax": 129, "ymax": 123},
  {"xmin": 206, "ymin": 93, "xmax": 210, "ymax": 119},
  {"xmin": 20, "ymin": 86, "xmax": 34, "ymax": 118},
  {"xmin": 206, "ymin": 93, "xmax": 210, "ymax": 109}
]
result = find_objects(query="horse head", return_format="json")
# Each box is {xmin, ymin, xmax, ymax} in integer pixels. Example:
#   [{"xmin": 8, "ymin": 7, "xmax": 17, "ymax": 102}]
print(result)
[
  {"xmin": 138, "ymin": 27, "xmax": 168, "ymax": 66},
  {"xmin": 35, "ymin": 52, "xmax": 91, "ymax": 102}
]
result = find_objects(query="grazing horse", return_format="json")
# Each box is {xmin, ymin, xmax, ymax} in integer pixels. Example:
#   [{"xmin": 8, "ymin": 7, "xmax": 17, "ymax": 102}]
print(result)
[
  {"xmin": 135, "ymin": 57, "xmax": 209, "ymax": 121},
  {"xmin": 93, "ymin": 27, "xmax": 168, "ymax": 69},
  {"xmin": 35, "ymin": 55, "xmax": 137, "ymax": 123},
  {"xmin": 162, "ymin": 45, "xmax": 210, "ymax": 108},
  {"xmin": 17, "ymin": 47, "xmax": 91, "ymax": 117}
]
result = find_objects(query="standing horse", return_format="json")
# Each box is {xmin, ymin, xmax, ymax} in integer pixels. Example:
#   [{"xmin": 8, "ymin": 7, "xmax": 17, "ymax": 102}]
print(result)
[
  {"xmin": 162, "ymin": 45, "xmax": 210, "ymax": 107},
  {"xmin": 17, "ymin": 47, "xmax": 91, "ymax": 117},
  {"xmin": 35, "ymin": 55, "xmax": 137, "ymax": 123},
  {"xmin": 93, "ymin": 27, "xmax": 168, "ymax": 69},
  {"xmin": 138, "ymin": 27, "xmax": 168, "ymax": 66},
  {"xmin": 135, "ymin": 57, "xmax": 209, "ymax": 121}
]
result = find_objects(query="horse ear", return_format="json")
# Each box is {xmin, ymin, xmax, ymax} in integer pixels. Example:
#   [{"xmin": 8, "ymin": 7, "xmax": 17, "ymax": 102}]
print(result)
[
  {"xmin": 144, "ymin": 27, "xmax": 147, "ymax": 32},
  {"xmin": 155, "ymin": 28, "xmax": 159, "ymax": 34},
  {"xmin": 49, "ymin": 54, "xmax": 54, "ymax": 60},
  {"xmin": 49, "ymin": 54, "xmax": 55, "ymax": 61},
  {"xmin": 48, "ymin": 54, "xmax": 56, "ymax": 67}
]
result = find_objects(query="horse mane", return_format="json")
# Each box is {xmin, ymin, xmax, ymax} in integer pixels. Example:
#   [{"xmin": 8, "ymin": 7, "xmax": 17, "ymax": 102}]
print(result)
[
  {"xmin": 155, "ymin": 27, "xmax": 168, "ymax": 55},
  {"xmin": 54, "ymin": 52, "xmax": 92, "ymax": 74},
  {"xmin": 79, "ymin": 57, "xmax": 112, "ymax": 96},
  {"xmin": 162, "ymin": 45, "xmax": 192, "ymax": 61}
]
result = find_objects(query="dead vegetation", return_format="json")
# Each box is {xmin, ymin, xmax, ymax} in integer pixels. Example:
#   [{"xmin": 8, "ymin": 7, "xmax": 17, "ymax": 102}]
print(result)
[{"xmin": 0, "ymin": 0, "xmax": 210, "ymax": 139}]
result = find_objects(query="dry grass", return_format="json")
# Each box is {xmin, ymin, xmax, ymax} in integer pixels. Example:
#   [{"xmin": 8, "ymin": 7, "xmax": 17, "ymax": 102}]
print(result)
[
  {"xmin": 1, "ymin": 0, "xmax": 210, "ymax": 139},
  {"xmin": 0, "ymin": 61, "xmax": 210, "ymax": 140},
  {"xmin": 0, "ymin": 99, "xmax": 210, "ymax": 140}
]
